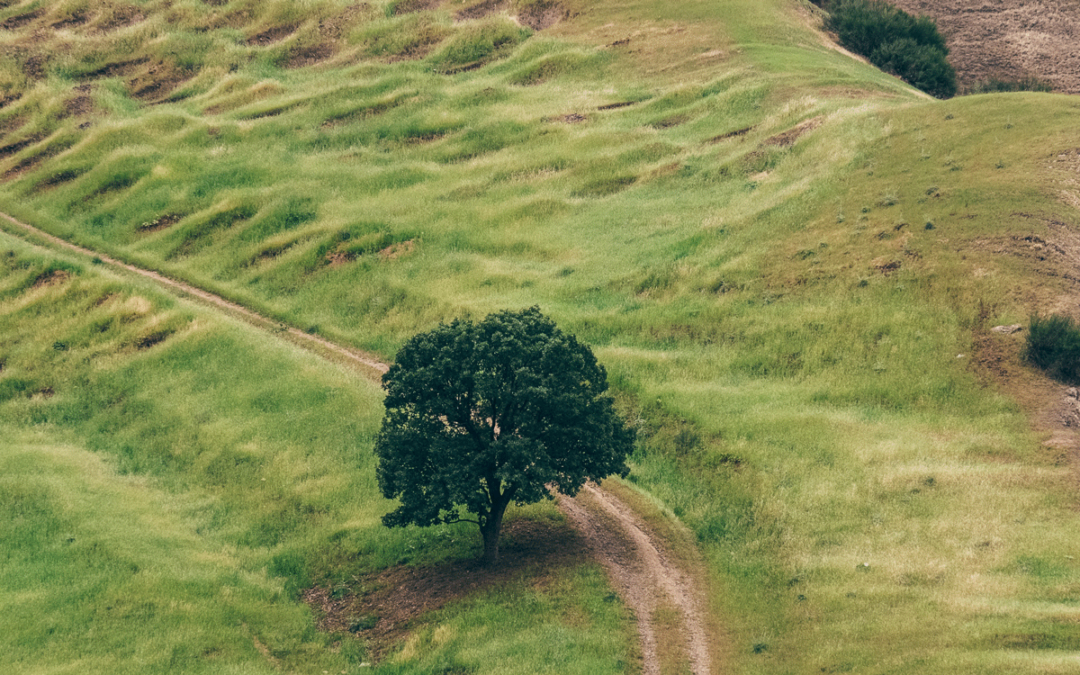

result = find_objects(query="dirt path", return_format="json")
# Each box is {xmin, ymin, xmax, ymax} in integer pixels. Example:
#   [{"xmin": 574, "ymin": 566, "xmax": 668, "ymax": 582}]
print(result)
[
  {"xmin": 0, "ymin": 210, "xmax": 716, "ymax": 675},
  {"xmin": 0, "ymin": 212, "xmax": 389, "ymax": 377},
  {"xmin": 561, "ymin": 484, "xmax": 714, "ymax": 675}
]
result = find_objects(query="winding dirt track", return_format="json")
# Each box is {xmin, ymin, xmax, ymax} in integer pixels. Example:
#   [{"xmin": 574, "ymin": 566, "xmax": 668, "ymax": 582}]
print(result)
[
  {"xmin": 0, "ymin": 210, "xmax": 716, "ymax": 675},
  {"xmin": 561, "ymin": 484, "xmax": 714, "ymax": 675}
]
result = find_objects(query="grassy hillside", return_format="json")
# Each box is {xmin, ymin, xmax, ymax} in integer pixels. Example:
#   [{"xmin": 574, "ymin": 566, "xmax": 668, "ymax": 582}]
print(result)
[
  {"xmin": 4, "ymin": 0, "xmax": 1080, "ymax": 673},
  {"xmin": 0, "ymin": 236, "xmax": 634, "ymax": 674}
]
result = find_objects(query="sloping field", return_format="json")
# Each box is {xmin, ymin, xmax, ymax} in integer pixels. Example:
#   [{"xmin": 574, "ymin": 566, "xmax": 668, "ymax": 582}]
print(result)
[{"xmin": 4, "ymin": 0, "xmax": 1080, "ymax": 673}]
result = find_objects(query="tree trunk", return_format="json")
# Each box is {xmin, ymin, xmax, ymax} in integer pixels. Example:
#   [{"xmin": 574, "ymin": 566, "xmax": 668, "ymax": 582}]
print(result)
[{"xmin": 480, "ymin": 502, "xmax": 508, "ymax": 566}]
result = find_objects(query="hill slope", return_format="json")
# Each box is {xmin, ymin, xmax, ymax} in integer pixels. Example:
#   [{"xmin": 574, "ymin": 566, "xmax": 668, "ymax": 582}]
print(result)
[{"xmin": 4, "ymin": 0, "xmax": 1080, "ymax": 673}]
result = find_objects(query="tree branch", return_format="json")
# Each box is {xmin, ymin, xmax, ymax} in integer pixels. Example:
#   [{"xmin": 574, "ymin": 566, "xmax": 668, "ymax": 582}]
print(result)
[{"xmin": 446, "ymin": 515, "xmax": 481, "ymax": 526}]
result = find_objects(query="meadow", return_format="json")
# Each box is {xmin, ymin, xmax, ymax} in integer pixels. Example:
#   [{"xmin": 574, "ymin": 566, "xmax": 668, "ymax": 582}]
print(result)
[
  {"xmin": 0, "ymin": 237, "xmax": 634, "ymax": 674},
  {"xmin": 3, "ymin": 0, "xmax": 1080, "ymax": 672}
]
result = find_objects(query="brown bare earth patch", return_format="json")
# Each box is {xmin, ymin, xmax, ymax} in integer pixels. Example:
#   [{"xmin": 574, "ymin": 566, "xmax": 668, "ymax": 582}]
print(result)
[
  {"xmin": 137, "ymin": 214, "xmax": 185, "ymax": 233},
  {"xmin": 325, "ymin": 250, "xmax": 356, "ymax": 268},
  {"xmin": 22, "ymin": 53, "xmax": 47, "ymax": 81},
  {"xmin": 0, "ymin": 131, "xmax": 46, "ymax": 159},
  {"xmin": 318, "ymin": 4, "xmax": 377, "ymax": 39},
  {"xmin": 548, "ymin": 112, "xmax": 587, "ymax": 124},
  {"xmin": 254, "ymin": 241, "xmax": 299, "ymax": 262},
  {"xmin": 31, "ymin": 268, "xmax": 71, "ymax": 289},
  {"xmin": 32, "ymin": 168, "xmax": 87, "ymax": 193},
  {"xmin": 0, "ymin": 115, "xmax": 27, "ymax": 137},
  {"xmin": 392, "ymin": 0, "xmax": 443, "ymax": 15},
  {"xmin": 302, "ymin": 518, "xmax": 588, "ymax": 661},
  {"xmin": 127, "ymin": 61, "xmax": 194, "ymax": 103},
  {"xmin": 83, "ymin": 174, "xmax": 142, "ymax": 203},
  {"xmin": 0, "ymin": 8, "xmax": 44, "ymax": 30},
  {"xmin": 707, "ymin": 125, "xmax": 753, "ymax": 144},
  {"xmin": 80, "ymin": 57, "xmax": 150, "ymax": 81},
  {"xmin": 455, "ymin": 0, "xmax": 506, "ymax": 22},
  {"xmin": 598, "ymin": 100, "xmax": 637, "ymax": 111},
  {"xmin": 246, "ymin": 23, "xmax": 299, "ymax": 46},
  {"xmin": 517, "ymin": 0, "xmax": 567, "ymax": 30},
  {"xmin": 886, "ymin": 0, "xmax": 1080, "ymax": 94},
  {"xmin": 650, "ymin": 114, "xmax": 688, "ymax": 129},
  {"xmin": 283, "ymin": 42, "xmax": 336, "ymax": 69},
  {"xmin": 51, "ymin": 9, "xmax": 91, "ymax": 29},
  {"xmin": 63, "ymin": 95, "xmax": 94, "ymax": 118},
  {"xmin": 1, "ymin": 139, "xmax": 76, "ymax": 182},
  {"xmin": 971, "ymin": 218, "xmax": 1080, "ymax": 288},
  {"xmin": 404, "ymin": 130, "xmax": 445, "ymax": 144},
  {"xmin": 240, "ymin": 104, "xmax": 302, "ymax": 120},
  {"xmin": 134, "ymin": 329, "xmax": 173, "ymax": 350},
  {"xmin": 871, "ymin": 257, "xmax": 902, "ymax": 275},
  {"xmin": 379, "ymin": 239, "xmax": 415, "ymax": 260},
  {"xmin": 94, "ymin": 5, "xmax": 145, "ymax": 33},
  {"xmin": 764, "ymin": 116, "xmax": 823, "ymax": 148},
  {"xmin": 322, "ymin": 97, "xmax": 413, "ymax": 127}
]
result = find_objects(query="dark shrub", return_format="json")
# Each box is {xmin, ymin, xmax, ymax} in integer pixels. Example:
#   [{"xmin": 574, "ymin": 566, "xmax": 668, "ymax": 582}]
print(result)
[
  {"xmin": 1026, "ymin": 314, "xmax": 1080, "ymax": 384},
  {"xmin": 825, "ymin": 0, "xmax": 956, "ymax": 98},
  {"xmin": 870, "ymin": 38, "xmax": 957, "ymax": 99}
]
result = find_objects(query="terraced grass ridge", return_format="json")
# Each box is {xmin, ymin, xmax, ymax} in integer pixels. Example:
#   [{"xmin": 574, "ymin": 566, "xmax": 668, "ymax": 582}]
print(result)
[{"xmin": 3, "ymin": 0, "xmax": 1080, "ymax": 673}]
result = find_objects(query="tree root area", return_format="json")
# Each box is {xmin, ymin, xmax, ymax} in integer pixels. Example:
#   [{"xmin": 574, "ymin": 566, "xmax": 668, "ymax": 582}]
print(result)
[{"xmin": 303, "ymin": 517, "xmax": 589, "ymax": 661}]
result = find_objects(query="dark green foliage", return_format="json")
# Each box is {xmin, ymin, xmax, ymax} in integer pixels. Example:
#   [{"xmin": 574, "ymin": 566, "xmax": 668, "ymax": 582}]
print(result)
[
  {"xmin": 374, "ymin": 307, "xmax": 635, "ymax": 564},
  {"xmin": 825, "ymin": 0, "xmax": 956, "ymax": 98},
  {"xmin": 870, "ymin": 38, "xmax": 957, "ymax": 99},
  {"xmin": 1026, "ymin": 314, "xmax": 1080, "ymax": 384}
]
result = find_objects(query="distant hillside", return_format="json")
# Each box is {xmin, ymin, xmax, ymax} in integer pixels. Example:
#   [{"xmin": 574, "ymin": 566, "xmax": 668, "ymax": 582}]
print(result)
[
  {"xmin": 887, "ymin": 0, "xmax": 1080, "ymax": 93},
  {"xmin": 5, "ymin": 1, "xmax": 1080, "ymax": 673}
]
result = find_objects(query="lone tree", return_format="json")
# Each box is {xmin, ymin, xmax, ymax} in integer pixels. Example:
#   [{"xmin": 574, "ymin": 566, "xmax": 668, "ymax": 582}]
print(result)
[{"xmin": 374, "ymin": 307, "xmax": 635, "ymax": 565}]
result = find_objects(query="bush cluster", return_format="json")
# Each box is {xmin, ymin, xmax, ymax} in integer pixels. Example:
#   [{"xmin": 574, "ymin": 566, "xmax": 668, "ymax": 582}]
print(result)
[
  {"xmin": 1026, "ymin": 314, "xmax": 1080, "ymax": 384},
  {"xmin": 824, "ymin": 0, "xmax": 957, "ymax": 98}
]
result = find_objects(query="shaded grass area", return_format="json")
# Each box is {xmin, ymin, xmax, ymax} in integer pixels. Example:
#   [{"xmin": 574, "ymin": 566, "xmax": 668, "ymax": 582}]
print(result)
[
  {"xmin": 0, "ymin": 237, "xmax": 635, "ymax": 674},
  {"xmin": 4, "ymin": 0, "xmax": 1080, "ymax": 673}
]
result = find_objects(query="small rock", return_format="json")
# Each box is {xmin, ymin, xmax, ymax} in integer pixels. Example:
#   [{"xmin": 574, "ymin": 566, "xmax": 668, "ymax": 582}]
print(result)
[
  {"xmin": 1068, "ymin": 388, "xmax": 1079, "ymax": 400},
  {"xmin": 991, "ymin": 324, "xmax": 1024, "ymax": 335}
]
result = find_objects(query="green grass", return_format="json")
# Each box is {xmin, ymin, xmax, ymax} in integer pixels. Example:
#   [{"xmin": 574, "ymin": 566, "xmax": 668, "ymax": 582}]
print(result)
[
  {"xmin": 4, "ymin": 0, "xmax": 1080, "ymax": 672},
  {"xmin": 373, "ymin": 563, "xmax": 633, "ymax": 675},
  {"xmin": 0, "ymin": 236, "xmax": 635, "ymax": 674}
]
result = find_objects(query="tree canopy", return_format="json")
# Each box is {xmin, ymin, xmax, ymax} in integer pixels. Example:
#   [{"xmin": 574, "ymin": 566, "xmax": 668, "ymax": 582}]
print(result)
[{"xmin": 374, "ymin": 307, "xmax": 635, "ymax": 564}]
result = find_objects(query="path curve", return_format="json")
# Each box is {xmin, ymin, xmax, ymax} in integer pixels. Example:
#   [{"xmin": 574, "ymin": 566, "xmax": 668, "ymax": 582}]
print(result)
[
  {"xmin": 0, "ymin": 210, "xmax": 715, "ymax": 675},
  {"xmin": 560, "ymin": 484, "xmax": 714, "ymax": 675}
]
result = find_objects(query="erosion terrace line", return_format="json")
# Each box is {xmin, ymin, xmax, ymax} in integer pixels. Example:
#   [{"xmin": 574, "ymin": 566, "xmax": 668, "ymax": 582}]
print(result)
[{"xmin": 0, "ymin": 210, "xmax": 717, "ymax": 675}]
